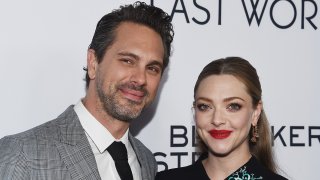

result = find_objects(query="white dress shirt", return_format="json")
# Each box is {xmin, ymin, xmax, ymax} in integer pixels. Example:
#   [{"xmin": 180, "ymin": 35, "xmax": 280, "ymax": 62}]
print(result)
[{"xmin": 74, "ymin": 100, "xmax": 142, "ymax": 180}]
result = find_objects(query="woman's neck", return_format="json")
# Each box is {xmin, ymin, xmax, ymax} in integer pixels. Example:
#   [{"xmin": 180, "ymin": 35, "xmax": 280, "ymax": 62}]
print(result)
[{"xmin": 203, "ymin": 149, "xmax": 252, "ymax": 179}]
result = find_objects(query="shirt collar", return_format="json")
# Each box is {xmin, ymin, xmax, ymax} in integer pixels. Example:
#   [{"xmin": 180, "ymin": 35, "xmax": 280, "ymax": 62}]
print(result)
[{"xmin": 74, "ymin": 100, "xmax": 130, "ymax": 153}]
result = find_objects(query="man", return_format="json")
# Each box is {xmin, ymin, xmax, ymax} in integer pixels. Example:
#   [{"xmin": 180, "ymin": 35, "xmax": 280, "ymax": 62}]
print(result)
[{"xmin": 0, "ymin": 2, "xmax": 174, "ymax": 180}]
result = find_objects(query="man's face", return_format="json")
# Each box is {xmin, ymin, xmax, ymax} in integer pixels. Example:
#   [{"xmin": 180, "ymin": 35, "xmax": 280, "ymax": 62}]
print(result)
[{"xmin": 88, "ymin": 22, "xmax": 164, "ymax": 122}]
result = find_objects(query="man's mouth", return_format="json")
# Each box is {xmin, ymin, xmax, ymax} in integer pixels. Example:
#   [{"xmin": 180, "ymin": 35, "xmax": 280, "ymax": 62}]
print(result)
[{"xmin": 118, "ymin": 84, "xmax": 147, "ymax": 103}]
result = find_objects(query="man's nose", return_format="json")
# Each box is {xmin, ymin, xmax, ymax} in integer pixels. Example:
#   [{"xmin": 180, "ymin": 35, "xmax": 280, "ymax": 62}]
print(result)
[{"xmin": 130, "ymin": 67, "xmax": 147, "ymax": 86}]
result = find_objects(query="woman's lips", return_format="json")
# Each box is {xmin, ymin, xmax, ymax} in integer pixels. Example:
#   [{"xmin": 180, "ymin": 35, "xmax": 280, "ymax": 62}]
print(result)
[{"xmin": 209, "ymin": 129, "xmax": 233, "ymax": 139}]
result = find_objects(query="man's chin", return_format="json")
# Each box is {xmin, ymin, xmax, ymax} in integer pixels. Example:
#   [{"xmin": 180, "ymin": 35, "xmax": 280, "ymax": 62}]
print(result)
[
  {"xmin": 117, "ymin": 117, "xmax": 134, "ymax": 123},
  {"xmin": 125, "ymin": 96, "xmax": 146, "ymax": 105},
  {"xmin": 116, "ymin": 110, "xmax": 142, "ymax": 122}
]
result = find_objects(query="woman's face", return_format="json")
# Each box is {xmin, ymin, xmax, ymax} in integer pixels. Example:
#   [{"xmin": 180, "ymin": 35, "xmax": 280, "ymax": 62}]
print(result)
[{"xmin": 194, "ymin": 74, "xmax": 261, "ymax": 156}]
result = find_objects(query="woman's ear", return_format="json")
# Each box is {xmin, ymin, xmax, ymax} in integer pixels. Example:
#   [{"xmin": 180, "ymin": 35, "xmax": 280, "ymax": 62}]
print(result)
[{"xmin": 252, "ymin": 100, "xmax": 262, "ymax": 125}]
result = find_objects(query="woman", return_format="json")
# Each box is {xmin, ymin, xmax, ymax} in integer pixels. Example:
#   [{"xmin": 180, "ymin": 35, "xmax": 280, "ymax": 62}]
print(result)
[{"xmin": 156, "ymin": 57, "xmax": 287, "ymax": 179}]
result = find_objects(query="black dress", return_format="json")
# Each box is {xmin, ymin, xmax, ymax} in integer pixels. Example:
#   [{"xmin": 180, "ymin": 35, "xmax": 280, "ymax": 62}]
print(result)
[{"xmin": 156, "ymin": 155, "xmax": 288, "ymax": 180}]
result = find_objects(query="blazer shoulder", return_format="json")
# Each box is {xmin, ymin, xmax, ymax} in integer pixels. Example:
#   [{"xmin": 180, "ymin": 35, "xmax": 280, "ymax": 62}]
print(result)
[
  {"xmin": 129, "ymin": 134, "xmax": 157, "ymax": 179},
  {"xmin": 5, "ymin": 105, "xmax": 77, "ymax": 142},
  {"xmin": 0, "ymin": 105, "xmax": 82, "ymax": 179},
  {"xmin": 0, "ymin": 119, "xmax": 57, "ymax": 149},
  {"xmin": 130, "ymin": 136, "xmax": 153, "ymax": 154},
  {"xmin": 0, "ymin": 105, "xmax": 77, "ymax": 163},
  {"xmin": 0, "ymin": 135, "xmax": 31, "ymax": 178},
  {"xmin": 130, "ymin": 135, "xmax": 155, "ymax": 164}
]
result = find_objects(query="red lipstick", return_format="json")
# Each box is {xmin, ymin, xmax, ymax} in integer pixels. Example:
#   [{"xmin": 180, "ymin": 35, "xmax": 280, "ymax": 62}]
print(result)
[{"xmin": 209, "ymin": 130, "xmax": 232, "ymax": 139}]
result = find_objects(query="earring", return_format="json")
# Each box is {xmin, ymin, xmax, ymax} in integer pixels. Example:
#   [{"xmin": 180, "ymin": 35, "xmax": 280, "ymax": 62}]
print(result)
[{"xmin": 250, "ymin": 125, "xmax": 259, "ymax": 143}]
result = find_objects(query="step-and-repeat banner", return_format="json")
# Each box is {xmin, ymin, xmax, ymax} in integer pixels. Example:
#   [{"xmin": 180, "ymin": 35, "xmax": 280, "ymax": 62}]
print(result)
[{"xmin": 1, "ymin": 1, "xmax": 319, "ymax": 179}]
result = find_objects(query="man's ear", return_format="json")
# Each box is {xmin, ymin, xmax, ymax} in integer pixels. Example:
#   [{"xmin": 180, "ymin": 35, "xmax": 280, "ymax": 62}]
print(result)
[
  {"xmin": 252, "ymin": 101, "xmax": 262, "ymax": 126},
  {"xmin": 87, "ymin": 49, "xmax": 98, "ymax": 80}
]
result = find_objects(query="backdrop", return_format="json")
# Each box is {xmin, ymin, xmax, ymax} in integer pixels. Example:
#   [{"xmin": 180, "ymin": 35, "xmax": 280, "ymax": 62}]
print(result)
[{"xmin": 0, "ymin": 0, "xmax": 319, "ymax": 179}]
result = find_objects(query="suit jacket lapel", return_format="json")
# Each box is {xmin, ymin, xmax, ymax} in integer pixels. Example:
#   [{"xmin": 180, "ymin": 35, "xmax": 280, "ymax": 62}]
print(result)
[
  {"xmin": 54, "ymin": 106, "xmax": 101, "ymax": 180},
  {"xmin": 129, "ymin": 133, "xmax": 155, "ymax": 180}
]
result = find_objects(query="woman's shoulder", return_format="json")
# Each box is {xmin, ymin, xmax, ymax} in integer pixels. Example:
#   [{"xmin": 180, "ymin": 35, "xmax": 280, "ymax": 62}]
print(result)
[
  {"xmin": 228, "ymin": 156, "xmax": 288, "ymax": 180},
  {"xmin": 156, "ymin": 165, "xmax": 191, "ymax": 179},
  {"xmin": 156, "ymin": 158, "xmax": 210, "ymax": 180},
  {"xmin": 272, "ymin": 173, "xmax": 289, "ymax": 180}
]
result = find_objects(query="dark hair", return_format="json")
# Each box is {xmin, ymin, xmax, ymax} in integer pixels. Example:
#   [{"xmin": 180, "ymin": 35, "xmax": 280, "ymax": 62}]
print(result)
[
  {"xmin": 194, "ymin": 57, "xmax": 278, "ymax": 173},
  {"xmin": 84, "ymin": 1, "xmax": 174, "ymax": 89}
]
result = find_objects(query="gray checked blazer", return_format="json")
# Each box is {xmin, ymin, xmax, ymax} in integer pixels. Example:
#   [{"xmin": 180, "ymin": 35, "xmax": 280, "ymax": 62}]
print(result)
[{"xmin": 0, "ymin": 106, "xmax": 157, "ymax": 180}]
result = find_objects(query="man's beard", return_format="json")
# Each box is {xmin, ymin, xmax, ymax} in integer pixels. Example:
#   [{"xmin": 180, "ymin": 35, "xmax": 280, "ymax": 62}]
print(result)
[{"xmin": 96, "ymin": 79, "xmax": 149, "ymax": 122}]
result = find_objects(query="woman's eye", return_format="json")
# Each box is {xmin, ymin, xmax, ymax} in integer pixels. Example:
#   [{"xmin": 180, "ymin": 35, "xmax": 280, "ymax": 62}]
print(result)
[
  {"xmin": 227, "ymin": 103, "xmax": 242, "ymax": 112},
  {"xmin": 196, "ymin": 104, "xmax": 211, "ymax": 112}
]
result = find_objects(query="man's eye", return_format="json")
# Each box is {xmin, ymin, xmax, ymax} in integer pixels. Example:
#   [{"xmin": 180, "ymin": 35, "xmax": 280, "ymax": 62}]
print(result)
[
  {"xmin": 147, "ymin": 66, "xmax": 161, "ymax": 74},
  {"xmin": 196, "ymin": 103, "xmax": 211, "ymax": 112},
  {"xmin": 227, "ymin": 103, "xmax": 242, "ymax": 112},
  {"xmin": 121, "ymin": 59, "xmax": 133, "ymax": 64}
]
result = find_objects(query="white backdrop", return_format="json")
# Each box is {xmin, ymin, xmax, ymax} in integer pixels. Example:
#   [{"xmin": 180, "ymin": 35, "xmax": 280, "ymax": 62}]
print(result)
[{"xmin": 0, "ymin": 0, "xmax": 319, "ymax": 179}]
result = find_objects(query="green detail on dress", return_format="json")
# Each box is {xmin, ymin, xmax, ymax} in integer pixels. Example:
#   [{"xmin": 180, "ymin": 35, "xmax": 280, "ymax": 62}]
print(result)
[{"xmin": 228, "ymin": 166, "xmax": 263, "ymax": 180}]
